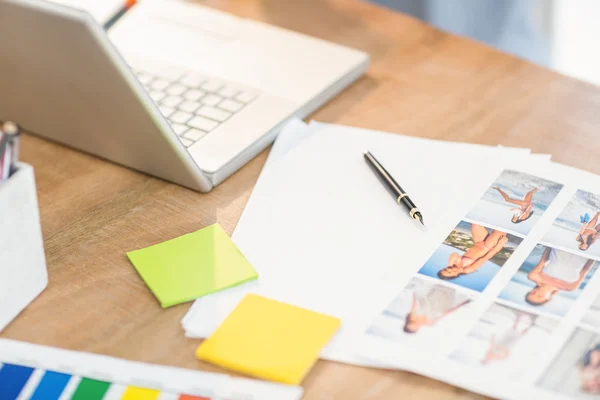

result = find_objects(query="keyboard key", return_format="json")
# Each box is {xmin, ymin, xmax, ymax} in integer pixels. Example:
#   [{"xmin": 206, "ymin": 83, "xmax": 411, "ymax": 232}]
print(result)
[
  {"xmin": 180, "ymin": 137, "xmax": 194, "ymax": 147},
  {"xmin": 201, "ymin": 79, "xmax": 224, "ymax": 92},
  {"xmin": 151, "ymin": 79, "xmax": 170, "ymax": 90},
  {"xmin": 188, "ymin": 116, "xmax": 219, "ymax": 132},
  {"xmin": 166, "ymin": 84, "xmax": 187, "ymax": 96},
  {"xmin": 179, "ymin": 101, "xmax": 201, "ymax": 113},
  {"xmin": 180, "ymin": 74, "xmax": 205, "ymax": 88},
  {"xmin": 161, "ymin": 96, "xmax": 183, "ymax": 107},
  {"xmin": 170, "ymin": 111, "xmax": 193, "ymax": 124},
  {"xmin": 235, "ymin": 90, "xmax": 258, "ymax": 104},
  {"xmin": 218, "ymin": 99, "xmax": 244, "ymax": 113},
  {"xmin": 184, "ymin": 89, "xmax": 206, "ymax": 101},
  {"xmin": 159, "ymin": 106, "xmax": 175, "ymax": 117},
  {"xmin": 218, "ymin": 86, "xmax": 239, "ymax": 98},
  {"xmin": 170, "ymin": 123, "xmax": 188, "ymax": 135},
  {"xmin": 183, "ymin": 128, "xmax": 207, "ymax": 141},
  {"xmin": 196, "ymin": 106, "xmax": 232, "ymax": 122},
  {"xmin": 201, "ymin": 94, "xmax": 223, "ymax": 107},
  {"xmin": 150, "ymin": 91, "xmax": 166, "ymax": 102},
  {"xmin": 137, "ymin": 73, "xmax": 153, "ymax": 85}
]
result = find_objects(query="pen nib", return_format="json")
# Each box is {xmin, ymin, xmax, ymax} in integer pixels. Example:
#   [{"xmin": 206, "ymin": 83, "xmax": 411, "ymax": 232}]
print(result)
[{"xmin": 415, "ymin": 213, "xmax": 425, "ymax": 226}]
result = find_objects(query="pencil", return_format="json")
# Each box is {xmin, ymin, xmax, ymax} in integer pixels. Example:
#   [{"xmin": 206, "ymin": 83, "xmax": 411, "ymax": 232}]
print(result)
[{"xmin": 103, "ymin": 0, "xmax": 138, "ymax": 30}]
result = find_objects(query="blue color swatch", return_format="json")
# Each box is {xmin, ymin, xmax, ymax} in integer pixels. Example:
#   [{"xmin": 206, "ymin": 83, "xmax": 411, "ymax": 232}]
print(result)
[
  {"xmin": 30, "ymin": 370, "xmax": 72, "ymax": 400},
  {"xmin": 0, "ymin": 363, "xmax": 35, "ymax": 400}
]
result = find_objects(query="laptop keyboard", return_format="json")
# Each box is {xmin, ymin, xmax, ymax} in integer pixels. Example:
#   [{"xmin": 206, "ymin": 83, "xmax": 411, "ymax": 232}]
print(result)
[{"xmin": 134, "ymin": 70, "xmax": 260, "ymax": 148}]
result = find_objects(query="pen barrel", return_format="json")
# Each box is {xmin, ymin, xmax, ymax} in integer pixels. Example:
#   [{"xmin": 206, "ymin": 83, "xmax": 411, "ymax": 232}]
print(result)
[
  {"xmin": 399, "ymin": 195, "xmax": 418, "ymax": 213},
  {"xmin": 364, "ymin": 151, "xmax": 406, "ymax": 198}
]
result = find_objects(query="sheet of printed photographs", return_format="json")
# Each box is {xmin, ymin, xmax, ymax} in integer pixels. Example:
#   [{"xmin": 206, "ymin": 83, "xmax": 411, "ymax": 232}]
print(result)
[{"xmin": 366, "ymin": 169, "xmax": 600, "ymax": 398}]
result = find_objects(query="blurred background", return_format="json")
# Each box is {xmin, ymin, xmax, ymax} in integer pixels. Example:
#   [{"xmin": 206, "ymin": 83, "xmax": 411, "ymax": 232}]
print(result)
[{"xmin": 372, "ymin": 0, "xmax": 600, "ymax": 87}]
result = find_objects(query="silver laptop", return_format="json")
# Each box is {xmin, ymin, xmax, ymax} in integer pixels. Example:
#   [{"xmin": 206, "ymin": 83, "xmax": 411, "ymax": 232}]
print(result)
[{"xmin": 0, "ymin": 0, "xmax": 369, "ymax": 192}]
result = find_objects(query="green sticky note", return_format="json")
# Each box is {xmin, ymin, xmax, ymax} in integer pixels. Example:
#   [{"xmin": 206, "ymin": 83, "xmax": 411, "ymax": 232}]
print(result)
[{"xmin": 126, "ymin": 224, "xmax": 258, "ymax": 308}]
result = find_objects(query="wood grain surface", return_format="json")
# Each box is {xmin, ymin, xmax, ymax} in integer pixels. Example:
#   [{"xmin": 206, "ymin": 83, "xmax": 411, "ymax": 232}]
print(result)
[{"xmin": 4, "ymin": 0, "xmax": 600, "ymax": 398}]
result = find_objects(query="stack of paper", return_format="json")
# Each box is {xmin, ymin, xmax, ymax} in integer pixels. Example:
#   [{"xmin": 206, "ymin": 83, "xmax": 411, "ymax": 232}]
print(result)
[
  {"xmin": 182, "ymin": 119, "xmax": 544, "ymax": 360},
  {"xmin": 182, "ymin": 118, "xmax": 600, "ymax": 399}
]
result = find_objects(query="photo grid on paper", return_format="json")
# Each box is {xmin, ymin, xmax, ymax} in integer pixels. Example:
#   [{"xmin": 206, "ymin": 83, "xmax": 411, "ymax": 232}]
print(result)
[
  {"xmin": 364, "ymin": 169, "xmax": 600, "ymax": 398},
  {"xmin": 532, "ymin": 190, "xmax": 600, "ymax": 398},
  {"xmin": 366, "ymin": 169, "xmax": 563, "ymax": 365},
  {"xmin": 422, "ymin": 170, "xmax": 567, "ymax": 383},
  {"xmin": 538, "ymin": 327, "xmax": 600, "ymax": 398}
]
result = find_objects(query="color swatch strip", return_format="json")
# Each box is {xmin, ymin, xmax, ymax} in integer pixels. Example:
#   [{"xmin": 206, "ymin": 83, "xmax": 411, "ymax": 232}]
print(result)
[
  {"xmin": 0, "ymin": 363, "xmax": 209, "ymax": 400},
  {"xmin": 30, "ymin": 371, "xmax": 71, "ymax": 400}
]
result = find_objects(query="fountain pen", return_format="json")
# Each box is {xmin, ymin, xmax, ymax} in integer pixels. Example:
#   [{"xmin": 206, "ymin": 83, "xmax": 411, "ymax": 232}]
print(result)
[{"xmin": 364, "ymin": 151, "xmax": 425, "ymax": 226}]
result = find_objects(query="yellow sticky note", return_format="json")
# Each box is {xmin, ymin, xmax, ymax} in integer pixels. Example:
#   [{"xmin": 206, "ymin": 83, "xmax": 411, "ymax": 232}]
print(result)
[
  {"xmin": 196, "ymin": 294, "xmax": 341, "ymax": 385},
  {"xmin": 126, "ymin": 224, "xmax": 258, "ymax": 308}
]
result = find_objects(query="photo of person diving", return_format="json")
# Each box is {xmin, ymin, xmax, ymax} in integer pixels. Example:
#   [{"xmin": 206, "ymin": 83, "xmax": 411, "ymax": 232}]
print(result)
[
  {"xmin": 451, "ymin": 303, "xmax": 557, "ymax": 381},
  {"xmin": 576, "ymin": 212, "xmax": 600, "ymax": 251},
  {"xmin": 419, "ymin": 220, "xmax": 523, "ymax": 292},
  {"xmin": 543, "ymin": 190, "xmax": 600, "ymax": 258},
  {"xmin": 538, "ymin": 328, "xmax": 600, "ymax": 398},
  {"xmin": 499, "ymin": 244, "xmax": 598, "ymax": 317},
  {"xmin": 366, "ymin": 277, "xmax": 472, "ymax": 348},
  {"xmin": 466, "ymin": 170, "xmax": 563, "ymax": 236}
]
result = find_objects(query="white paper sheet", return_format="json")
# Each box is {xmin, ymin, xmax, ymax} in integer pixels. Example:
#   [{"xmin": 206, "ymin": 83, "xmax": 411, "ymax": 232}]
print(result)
[
  {"xmin": 182, "ymin": 121, "xmax": 545, "ymax": 365},
  {"xmin": 0, "ymin": 339, "xmax": 302, "ymax": 399}
]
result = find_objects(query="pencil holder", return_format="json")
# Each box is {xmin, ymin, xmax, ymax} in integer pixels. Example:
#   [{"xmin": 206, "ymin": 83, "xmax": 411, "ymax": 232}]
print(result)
[{"xmin": 0, "ymin": 163, "xmax": 48, "ymax": 331}]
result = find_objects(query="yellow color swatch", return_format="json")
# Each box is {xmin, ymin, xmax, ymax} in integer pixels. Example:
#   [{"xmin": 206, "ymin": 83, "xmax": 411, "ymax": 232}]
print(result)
[
  {"xmin": 196, "ymin": 294, "xmax": 341, "ymax": 385},
  {"xmin": 121, "ymin": 386, "xmax": 160, "ymax": 400}
]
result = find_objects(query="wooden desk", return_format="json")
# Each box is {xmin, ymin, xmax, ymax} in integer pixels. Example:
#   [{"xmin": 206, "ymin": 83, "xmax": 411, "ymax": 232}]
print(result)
[{"xmin": 5, "ymin": 0, "xmax": 600, "ymax": 398}]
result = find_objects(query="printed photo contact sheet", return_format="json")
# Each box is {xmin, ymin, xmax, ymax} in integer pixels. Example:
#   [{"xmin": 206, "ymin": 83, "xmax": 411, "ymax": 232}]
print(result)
[{"xmin": 362, "ymin": 164, "xmax": 600, "ymax": 400}]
